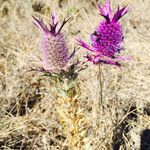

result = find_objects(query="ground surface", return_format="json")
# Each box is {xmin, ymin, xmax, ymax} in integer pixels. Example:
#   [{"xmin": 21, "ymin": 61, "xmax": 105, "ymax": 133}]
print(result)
[{"xmin": 0, "ymin": 0, "xmax": 150, "ymax": 149}]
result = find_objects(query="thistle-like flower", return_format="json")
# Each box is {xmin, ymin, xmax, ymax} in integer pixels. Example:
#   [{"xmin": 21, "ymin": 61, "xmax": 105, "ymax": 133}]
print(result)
[
  {"xmin": 77, "ymin": 0, "xmax": 129, "ymax": 66},
  {"xmin": 32, "ymin": 13, "xmax": 70, "ymax": 72}
]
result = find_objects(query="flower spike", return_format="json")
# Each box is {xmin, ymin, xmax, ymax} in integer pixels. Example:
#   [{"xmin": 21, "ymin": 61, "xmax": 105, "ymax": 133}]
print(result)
[
  {"xmin": 77, "ymin": 0, "xmax": 129, "ymax": 67},
  {"xmin": 32, "ymin": 13, "xmax": 69, "ymax": 72}
]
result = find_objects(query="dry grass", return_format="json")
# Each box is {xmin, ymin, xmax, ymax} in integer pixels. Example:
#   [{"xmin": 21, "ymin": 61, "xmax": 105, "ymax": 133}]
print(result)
[{"xmin": 0, "ymin": 0, "xmax": 150, "ymax": 149}]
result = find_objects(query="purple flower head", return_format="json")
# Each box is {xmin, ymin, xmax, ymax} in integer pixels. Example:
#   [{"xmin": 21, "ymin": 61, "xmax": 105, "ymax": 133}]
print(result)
[
  {"xmin": 77, "ymin": 0, "xmax": 129, "ymax": 66},
  {"xmin": 32, "ymin": 13, "xmax": 70, "ymax": 72}
]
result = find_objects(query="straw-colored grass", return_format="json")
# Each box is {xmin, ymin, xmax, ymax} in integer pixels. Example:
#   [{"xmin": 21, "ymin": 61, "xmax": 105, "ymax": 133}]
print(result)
[{"xmin": 0, "ymin": 0, "xmax": 150, "ymax": 149}]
